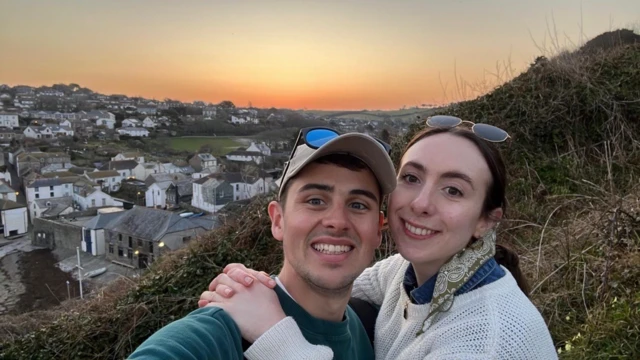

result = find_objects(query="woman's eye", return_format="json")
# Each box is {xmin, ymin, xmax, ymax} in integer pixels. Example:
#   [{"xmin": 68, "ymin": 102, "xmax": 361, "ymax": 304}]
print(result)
[
  {"xmin": 401, "ymin": 174, "xmax": 419, "ymax": 183},
  {"xmin": 445, "ymin": 187, "xmax": 463, "ymax": 197}
]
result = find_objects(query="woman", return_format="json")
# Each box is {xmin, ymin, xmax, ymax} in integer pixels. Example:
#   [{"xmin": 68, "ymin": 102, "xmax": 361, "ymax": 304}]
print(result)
[{"xmin": 199, "ymin": 117, "xmax": 557, "ymax": 359}]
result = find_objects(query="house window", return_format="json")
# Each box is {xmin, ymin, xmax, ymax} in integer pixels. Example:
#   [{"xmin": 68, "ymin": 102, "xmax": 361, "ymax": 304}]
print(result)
[
  {"xmin": 118, "ymin": 234, "xmax": 123, "ymax": 241},
  {"xmin": 50, "ymin": 186, "xmax": 54, "ymax": 190},
  {"xmin": 65, "ymin": 184, "xmax": 69, "ymax": 188},
  {"xmin": 102, "ymin": 198, "xmax": 106, "ymax": 206},
  {"xmin": 112, "ymin": 178, "xmax": 115, "ymax": 181},
  {"xmin": 128, "ymin": 236, "xmax": 132, "ymax": 248},
  {"xmin": 108, "ymin": 244, "xmax": 114, "ymax": 254},
  {"xmin": 127, "ymin": 249, "xmax": 133, "ymax": 258},
  {"xmin": 35, "ymin": 194, "xmax": 40, "ymax": 199},
  {"xmin": 35, "ymin": 187, "xmax": 39, "ymax": 192},
  {"xmin": 148, "ymin": 241, "xmax": 153, "ymax": 252},
  {"xmin": 137, "ymin": 239, "xmax": 143, "ymax": 247},
  {"xmin": 183, "ymin": 236, "xmax": 192, "ymax": 244},
  {"xmin": 235, "ymin": 184, "xmax": 239, "ymax": 191},
  {"xmin": 118, "ymin": 246, "xmax": 123, "ymax": 257},
  {"xmin": 50, "ymin": 192, "xmax": 54, "ymax": 197}
]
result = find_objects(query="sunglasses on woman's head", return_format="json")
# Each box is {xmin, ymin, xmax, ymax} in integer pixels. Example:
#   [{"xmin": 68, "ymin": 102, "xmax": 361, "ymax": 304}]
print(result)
[{"xmin": 423, "ymin": 115, "xmax": 510, "ymax": 143}]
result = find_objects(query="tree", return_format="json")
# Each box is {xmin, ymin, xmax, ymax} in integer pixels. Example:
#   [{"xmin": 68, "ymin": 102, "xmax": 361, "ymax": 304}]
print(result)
[
  {"xmin": 380, "ymin": 128, "xmax": 391, "ymax": 144},
  {"xmin": 218, "ymin": 100, "xmax": 235, "ymax": 109}
]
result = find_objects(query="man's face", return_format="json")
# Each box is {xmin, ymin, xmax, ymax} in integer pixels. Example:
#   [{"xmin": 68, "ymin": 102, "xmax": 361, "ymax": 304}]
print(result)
[{"xmin": 268, "ymin": 161, "xmax": 383, "ymax": 295}]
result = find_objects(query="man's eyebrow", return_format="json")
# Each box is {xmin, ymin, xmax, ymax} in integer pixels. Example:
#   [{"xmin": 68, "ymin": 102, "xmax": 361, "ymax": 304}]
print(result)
[
  {"xmin": 350, "ymin": 189, "xmax": 379, "ymax": 203},
  {"xmin": 298, "ymin": 183, "xmax": 334, "ymax": 193},
  {"xmin": 441, "ymin": 171, "xmax": 475, "ymax": 190}
]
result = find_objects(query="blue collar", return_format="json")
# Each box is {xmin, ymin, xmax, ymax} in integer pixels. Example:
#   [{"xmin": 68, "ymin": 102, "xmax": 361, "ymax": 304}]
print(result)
[{"xmin": 403, "ymin": 257, "xmax": 505, "ymax": 305}]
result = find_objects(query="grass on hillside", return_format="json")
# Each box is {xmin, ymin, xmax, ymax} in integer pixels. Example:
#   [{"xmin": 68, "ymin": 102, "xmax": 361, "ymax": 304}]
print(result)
[{"xmin": 168, "ymin": 137, "xmax": 244, "ymax": 154}]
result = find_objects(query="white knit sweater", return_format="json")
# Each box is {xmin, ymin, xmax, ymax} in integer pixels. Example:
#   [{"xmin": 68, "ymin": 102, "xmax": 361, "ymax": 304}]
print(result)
[{"xmin": 246, "ymin": 254, "xmax": 558, "ymax": 360}]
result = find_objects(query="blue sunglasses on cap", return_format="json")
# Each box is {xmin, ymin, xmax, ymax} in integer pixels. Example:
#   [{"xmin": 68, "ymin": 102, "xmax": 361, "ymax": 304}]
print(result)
[{"xmin": 281, "ymin": 126, "xmax": 392, "ymax": 179}]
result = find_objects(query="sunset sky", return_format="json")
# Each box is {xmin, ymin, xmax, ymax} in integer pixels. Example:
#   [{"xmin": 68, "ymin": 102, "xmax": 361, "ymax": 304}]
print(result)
[{"xmin": 1, "ymin": 0, "xmax": 638, "ymax": 110}]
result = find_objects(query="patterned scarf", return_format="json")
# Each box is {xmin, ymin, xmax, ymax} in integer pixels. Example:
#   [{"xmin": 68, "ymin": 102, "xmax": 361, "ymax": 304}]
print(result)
[{"xmin": 416, "ymin": 229, "xmax": 497, "ymax": 336}]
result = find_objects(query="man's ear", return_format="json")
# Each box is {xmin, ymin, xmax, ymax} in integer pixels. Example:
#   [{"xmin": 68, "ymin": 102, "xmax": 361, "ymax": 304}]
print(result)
[
  {"xmin": 375, "ymin": 211, "xmax": 384, "ymax": 248},
  {"xmin": 268, "ymin": 200, "xmax": 284, "ymax": 242}
]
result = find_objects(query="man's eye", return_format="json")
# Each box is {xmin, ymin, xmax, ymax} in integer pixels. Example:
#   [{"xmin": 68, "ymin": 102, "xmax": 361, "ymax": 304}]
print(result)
[
  {"xmin": 350, "ymin": 202, "xmax": 368, "ymax": 210},
  {"xmin": 308, "ymin": 198, "xmax": 325, "ymax": 205}
]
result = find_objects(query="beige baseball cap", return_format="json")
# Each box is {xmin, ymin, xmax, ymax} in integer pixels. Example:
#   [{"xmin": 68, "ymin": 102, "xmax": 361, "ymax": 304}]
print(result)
[{"xmin": 277, "ymin": 132, "xmax": 397, "ymax": 200}]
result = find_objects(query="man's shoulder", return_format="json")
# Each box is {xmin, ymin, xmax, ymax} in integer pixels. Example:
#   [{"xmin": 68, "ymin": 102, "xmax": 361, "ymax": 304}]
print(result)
[{"xmin": 128, "ymin": 306, "xmax": 244, "ymax": 360}]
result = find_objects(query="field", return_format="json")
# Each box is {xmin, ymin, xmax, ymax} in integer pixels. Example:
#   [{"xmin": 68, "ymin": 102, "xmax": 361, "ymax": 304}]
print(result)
[{"xmin": 168, "ymin": 136, "xmax": 246, "ymax": 154}]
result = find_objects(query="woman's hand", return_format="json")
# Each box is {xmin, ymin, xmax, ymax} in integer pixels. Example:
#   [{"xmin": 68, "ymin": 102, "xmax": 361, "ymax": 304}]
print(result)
[
  {"xmin": 198, "ymin": 264, "xmax": 277, "ymax": 307},
  {"xmin": 200, "ymin": 271, "xmax": 285, "ymax": 343}
]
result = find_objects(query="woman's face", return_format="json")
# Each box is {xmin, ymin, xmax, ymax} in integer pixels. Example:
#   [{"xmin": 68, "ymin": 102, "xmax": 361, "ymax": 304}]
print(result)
[{"xmin": 388, "ymin": 133, "xmax": 502, "ymax": 273}]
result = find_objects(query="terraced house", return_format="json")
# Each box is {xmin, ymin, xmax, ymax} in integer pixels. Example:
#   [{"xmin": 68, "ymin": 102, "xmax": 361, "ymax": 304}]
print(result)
[{"xmin": 102, "ymin": 207, "xmax": 217, "ymax": 268}]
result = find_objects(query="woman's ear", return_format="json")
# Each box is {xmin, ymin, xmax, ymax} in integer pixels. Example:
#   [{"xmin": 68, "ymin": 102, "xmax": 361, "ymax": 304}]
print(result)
[{"xmin": 474, "ymin": 207, "xmax": 503, "ymax": 238}]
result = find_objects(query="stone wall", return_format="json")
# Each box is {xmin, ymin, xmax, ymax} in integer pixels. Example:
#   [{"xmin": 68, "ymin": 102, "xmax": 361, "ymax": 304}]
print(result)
[{"xmin": 32, "ymin": 217, "xmax": 83, "ymax": 251}]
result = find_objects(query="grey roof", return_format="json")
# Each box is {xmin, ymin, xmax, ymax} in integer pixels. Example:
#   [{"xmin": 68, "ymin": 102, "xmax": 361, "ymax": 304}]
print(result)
[
  {"xmin": 0, "ymin": 199, "xmax": 25, "ymax": 211},
  {"xmin": 86, "ymin": 170, "xmax": 120, "ymax": 179},
  {"xmin": 83, "ymin": 211, "xmax": 127, "ymax": 230},
  {"xmin": 35, "ymin": 197, "xmax": 73, "ymax": 216},
  {"xmin": 102, "ymin": 206, "xmax": 209, "ymax": 241},
  {"xmin": 27, "ymin": 177, "xmax": 80, "ymax": 188},
  {"xmin": 99, "ymin": 160, "xmax": 139, "ymax": 171},
  {"xmin": 0, "ymin": 179, "xmax": 14, "ymax": 193},
  {"xmin": 197, "ymin": 153, "xmax": 216, "ymax": 161},
  {"xmin": 145, "ymin": 172, "xmax": 187, "ymax": 187},
  {"xmin": 169, "ymin": 179, "xmax": 194, "ymax": 196},
  {"xmin": 151, "ymin": 180, "xmax": 173, "ymax": 191}
]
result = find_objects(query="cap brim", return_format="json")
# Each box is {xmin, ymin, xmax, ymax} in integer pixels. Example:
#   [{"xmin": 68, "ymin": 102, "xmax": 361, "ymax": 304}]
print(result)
[{"xmin": 280, "ymin": 133, "xmax": 396, "ymax": 198}]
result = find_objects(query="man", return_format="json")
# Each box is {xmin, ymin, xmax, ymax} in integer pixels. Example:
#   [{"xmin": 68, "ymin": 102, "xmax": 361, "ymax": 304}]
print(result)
[{"xmin": 128, "ymin": 127, "xmax": 396, "ymax": 360}]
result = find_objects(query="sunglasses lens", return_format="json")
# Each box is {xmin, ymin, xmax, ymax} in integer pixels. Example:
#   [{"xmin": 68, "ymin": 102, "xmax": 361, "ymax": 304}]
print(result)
[
  {"xmin": 305, "ymin": 128, "xmax": 339, "ymax": 148},
  {"xmin": 427, "ymin": 115, "xmax": 462, "ymax": 128},
  {"xmin": 472, "ymin": 123, "xmax": 509, "ymax": 142}
]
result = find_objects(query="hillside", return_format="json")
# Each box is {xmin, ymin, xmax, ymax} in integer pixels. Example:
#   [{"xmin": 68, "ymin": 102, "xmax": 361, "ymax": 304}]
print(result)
[{"xmin": 1, "ymin": 30, "xmax": 639, "ymax": 359}]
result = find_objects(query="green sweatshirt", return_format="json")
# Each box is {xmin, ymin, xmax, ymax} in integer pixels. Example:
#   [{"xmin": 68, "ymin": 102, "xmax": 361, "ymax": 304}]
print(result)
[{"xmin": 128, "ymin": 285, "xmax": 374, "ymax": 360}]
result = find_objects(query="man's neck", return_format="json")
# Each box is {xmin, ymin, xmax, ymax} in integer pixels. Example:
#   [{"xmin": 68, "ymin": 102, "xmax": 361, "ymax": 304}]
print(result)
[{"xmin": 277, "ymin": 266, "xmax": 351, "ymax": 322}]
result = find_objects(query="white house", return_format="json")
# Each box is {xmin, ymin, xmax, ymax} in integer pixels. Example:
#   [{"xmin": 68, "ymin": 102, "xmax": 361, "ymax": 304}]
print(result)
[
  {"xmin": 117, "ymin": 127, "xmax": 149, "ymax": 137},
  {"xmin": 203, "ymin": 106, "xmax": 217, "ymax": 118},
  {"xmin": 23, "ymin": 125, "xmax": 53, "ymax": 139},
  {"xmin": 59, "ymin": 119, "xmax": 72, "ymax": 128},
  {"xmin": 99, "ymin": 160, "xmax": 145, "ymax": 180},
  {"xmin": 96, "ymin": 117, "xmax": 116, "ymax": 129},
  {"xmin": 224, "ymin": 173, "xmax": 269, "ymax": 201},
  {"xmin": 142, "ymin": 117, "xmax": 157, "ymax": 128},
  {"xmin": 25, "ymin": 177, "xmax": 76, "ymax": 205},
  {"xmin": 111, "ymin": 152, "xmax": 145, "ymax": 164},
  {"xmin": 246, "ymin": 142, "xmax": 271, "ymax": 156},
  {"xmin": 225, "ymin": 150, "xmax": 264, "ymax": 164},
  {"xmin": 84, "ymin": 170, "xmax": 123, "ymax": 192},
  {"xmin": 230, "ymin": 115, "xmax": 259, "ymax": 125},
  {"xmin": 0, "ymin": 199, "xmax": 28, "ymax": 237},
  {"xmin": 0, "ymin": 180, "xmax": 17, "ymax": 202},
  {"xmin": 191, "ymin": 176, "xmax": 233, "ymax": 213},
  {"xmin": 48, "ymin": 125, "xmax": 74, "ymax": 137},
  {"xmin": 0, "ymin": 112, "xmax": 19, "ymax": 128},
  {"xmin": 32, "ymin": 197, "xmax": 74, "ymax": 222},
  {"xmin": 142, "ymin": 162, "xmax": 163, "ymax": 178},
  {"xmin": 72, "ymin": 179, "xmax": 123, "ymax": 211},
  {"xmin": 145, "ymin": 181, "xmax": 171, "ymax": 208},
  {"xmin": 122, "ymin": 118, "xmax": 140, "ymax": 127},
  {"xmin": 81, "ymin": 208, "xmax": 126, "ymax": 255}
]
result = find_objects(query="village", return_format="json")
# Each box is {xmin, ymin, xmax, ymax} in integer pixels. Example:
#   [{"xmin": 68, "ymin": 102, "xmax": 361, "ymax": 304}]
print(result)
[{"xmin": 0, "ymin": 84, "xmax": 408, "ymax": 308}]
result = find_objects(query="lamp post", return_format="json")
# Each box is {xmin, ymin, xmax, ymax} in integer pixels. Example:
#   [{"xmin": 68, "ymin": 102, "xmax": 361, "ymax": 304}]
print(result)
[{"xmin": 137, "ymin": 191, "xmax": 141, "ymax": 206}]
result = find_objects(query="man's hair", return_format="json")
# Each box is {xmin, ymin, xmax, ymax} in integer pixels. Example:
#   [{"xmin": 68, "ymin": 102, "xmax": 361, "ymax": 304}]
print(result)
[{"xmin": 278, "ymin": 153, "xmax": 383, "ymax": 209}]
